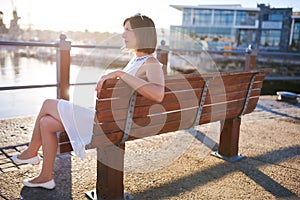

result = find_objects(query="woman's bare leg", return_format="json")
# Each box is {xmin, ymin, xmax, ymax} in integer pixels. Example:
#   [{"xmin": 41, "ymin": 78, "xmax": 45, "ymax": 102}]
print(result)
[
  {"xmin": 18, "ymin": 99, "xmax": 66, "ymax": 183},
  {"xmin": 29, "ymin": 114, "xmax": 65, "ymax": 183},
  {"xmin": 17, "ymin": 99, "xmax": 64, "ymax": 160}
]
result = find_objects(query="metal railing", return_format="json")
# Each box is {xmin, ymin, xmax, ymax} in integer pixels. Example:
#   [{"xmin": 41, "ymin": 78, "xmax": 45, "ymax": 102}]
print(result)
[
  {"xmin": 1, "ymin": 33, "xmax": 298, "ymax": 99},
  {"xmin": 0, "ymin": 33, "xmax": 258, "ymax": 101},
  {"xmin": 0, "ymin": 40, "xmax": 59, "ymax": 91},
  {"xmin": 0, "ymin": 33, "xmax": 121, "ymax": 100}
]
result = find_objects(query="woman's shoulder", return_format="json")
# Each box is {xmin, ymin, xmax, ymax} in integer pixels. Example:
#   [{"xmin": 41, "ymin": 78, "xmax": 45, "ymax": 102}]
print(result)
[{"xmin": 144, "ymin": 56, "xmax": 160, "ymax": 64}]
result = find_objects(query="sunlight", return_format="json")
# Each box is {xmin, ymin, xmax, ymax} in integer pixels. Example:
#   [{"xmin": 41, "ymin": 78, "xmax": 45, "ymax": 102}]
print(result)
[
  {"xmin": 1, "ymin": 0, "xmax": 183, "ymax": 33},
  {"xmin": 1, "ymin": 0, "xmax": 299, "ymax": 33}
]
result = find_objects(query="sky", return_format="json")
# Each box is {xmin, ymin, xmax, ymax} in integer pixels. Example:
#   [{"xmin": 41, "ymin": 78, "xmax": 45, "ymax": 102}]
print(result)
[{"xmin": 1, "ymin": 0, "xmax": 300, "ymax": 33}]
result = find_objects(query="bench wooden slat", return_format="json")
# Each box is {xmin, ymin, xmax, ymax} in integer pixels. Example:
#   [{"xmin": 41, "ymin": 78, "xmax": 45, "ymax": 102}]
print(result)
[
  {"xmin": 92, "ymin": 94, "xmax": 259, "ymax": 139},
  {"xmin": 94, "ymin": 91, "xmax": 261, "ymax": 135},
  {"xmin": 96, "ymin": 88, "xmax": 203, "ymax": 111},
  {"xmin": 98, "ymin": 73, "xmax": 262, "ymax": 95},
  {"xmin": 95, "ymin": 84, "xmax": 262, "ymax": 123},
  {"xmin": 96, "ymin": 79, "xmax": 263, "ymax": 112},
  {"xmin": 96, "ymin": 73, "xmax": 264, "ymax": 112},
  {"xmin": 209, "ymin": 73, "xmax": 264, "ymax": 86},
  {"xmin": 97, "ymin": 71, "xmax": 265, "ymax": 99},
  {"xmin": 98, "ymin": 74, "xmax": 206, "ymax": 99},
  {"xmin": 88, "ymin": 95, "xmax": 260, "ymax": 148},
  {"xmin": 205, "ymin": 87, "xmax": 261, "ymax": 104},
  {"xmin": 207, "ymin": 79, "xmax": 263, "ymax": 95}
]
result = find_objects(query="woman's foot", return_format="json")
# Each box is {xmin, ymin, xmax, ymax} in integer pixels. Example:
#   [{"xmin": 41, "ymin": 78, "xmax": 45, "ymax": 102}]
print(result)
[
  {"xmin": 11, "ymin": 154, "xmax": 40, "ymax": 165},
  {"xmin": 11, "ymin": 150, "xmax": 41, "ymax": 165},
  {"xmin": 23, "ymin": 177, "xmax": 56, "ymax": 190}
]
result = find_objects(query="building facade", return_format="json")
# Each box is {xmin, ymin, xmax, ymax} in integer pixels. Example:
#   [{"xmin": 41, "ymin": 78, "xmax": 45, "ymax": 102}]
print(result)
[{"xmin": 170, "ymin": 4, "xmax": 299, "ymax": 52}]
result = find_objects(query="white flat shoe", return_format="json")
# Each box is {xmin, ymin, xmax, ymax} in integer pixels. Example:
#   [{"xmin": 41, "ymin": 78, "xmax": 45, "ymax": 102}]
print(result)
[
  {"xmin": 23, "ymin": 179, "xmax": 56, "ymax": 190},
  {"xmin": 11, "ymin": 154, "xmax": 40, "ymax": 165}
]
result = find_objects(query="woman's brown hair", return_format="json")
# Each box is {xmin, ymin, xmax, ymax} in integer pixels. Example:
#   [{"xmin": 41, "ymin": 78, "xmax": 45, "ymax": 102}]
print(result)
[{"xmin": 123, "ymin": 14, "xmax": 157, "ymax": 54}]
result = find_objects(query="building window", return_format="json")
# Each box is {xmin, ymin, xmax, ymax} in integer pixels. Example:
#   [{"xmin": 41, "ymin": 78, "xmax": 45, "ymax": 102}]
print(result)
[
  {"xmin": 194, "ymin": 9, "xmax": 212, "ymax": 25},
  {"xmin": 268, "ymin": 14, "xmax": 283, "ymax": 21},
  {"xmin": 213, "ymin": 10, "xmax": 234, "ymax": 26},
  {"xmin": 237, "ymin": 29, "xmax": 256, "ymax": 47},
  {"xmin": 291, "ymin": 22, "xmax": 300, "ymax": 51},
  {"xmin": 236, "ymin": 11, "xmax": 258, "ymax": 26},
  {"xmin": 236, "ymin": 11, "xmax": 247, "ymax": 25},
  {"xmin": 170, "ymin": 26, "xmax": 235, "ymax": 51},
  {"xmin": 183, "ymin": 9, "xmax": 192, "ymax": 25},
  {"xmin": 260, "ymin": 30, "xmax": 281, "ymax": 49}
]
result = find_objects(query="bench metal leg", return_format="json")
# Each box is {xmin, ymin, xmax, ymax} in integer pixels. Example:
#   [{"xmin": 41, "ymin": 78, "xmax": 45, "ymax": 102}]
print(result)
[
  {"xmin": 85, "ymin": 144, "xmax": 133, "ymax": 200},
  {"xmin": 212, "ymin": 117, "xmax": 245, "ymax": 162},
  {"xmin": 85, "ymin": 189, "xmax": 133, "ymax": 200}
]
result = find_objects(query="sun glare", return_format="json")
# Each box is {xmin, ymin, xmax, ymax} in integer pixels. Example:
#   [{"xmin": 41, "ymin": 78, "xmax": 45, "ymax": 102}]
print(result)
[
  {"xmin": 2, "ymin": 0, "xmax": 183, "ymax": 33},
  {"xmin": 2, "ymin": 0, "xmax": 299, "ymax": 33}
]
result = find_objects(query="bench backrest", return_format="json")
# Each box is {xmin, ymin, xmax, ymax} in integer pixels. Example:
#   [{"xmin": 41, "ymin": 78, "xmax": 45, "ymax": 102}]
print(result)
[{"xmin": 86, "ymin": 69, "xmax": 268, "ymax": 149}]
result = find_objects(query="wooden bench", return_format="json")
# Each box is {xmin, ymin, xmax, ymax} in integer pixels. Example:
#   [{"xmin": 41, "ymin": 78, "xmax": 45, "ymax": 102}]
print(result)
[{"xmin": 58, "ymin": 69, "xmax": 270, "ymax": 199}]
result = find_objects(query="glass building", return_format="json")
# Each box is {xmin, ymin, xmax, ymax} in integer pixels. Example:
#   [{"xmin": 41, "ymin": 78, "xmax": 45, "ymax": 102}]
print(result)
[{"xmin": 170, "ymin": 4, "xmax": 299, "ymax": 52}]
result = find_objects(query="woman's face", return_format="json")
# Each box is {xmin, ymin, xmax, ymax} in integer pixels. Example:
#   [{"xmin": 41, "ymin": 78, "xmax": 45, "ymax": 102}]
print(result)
[{"xmin": 122, "ymin": 21, "xmax": 137, "ymax": 49}]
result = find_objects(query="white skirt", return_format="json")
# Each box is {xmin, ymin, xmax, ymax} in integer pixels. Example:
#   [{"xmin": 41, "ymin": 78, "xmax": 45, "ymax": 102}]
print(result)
[{"xmin": 57, "ymin": 99, "xmax": 95, "ymax": 159}]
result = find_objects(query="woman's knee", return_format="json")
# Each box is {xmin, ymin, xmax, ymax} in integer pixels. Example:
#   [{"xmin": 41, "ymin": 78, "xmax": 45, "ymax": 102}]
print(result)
[
  {"xmin": 40, "ymin": 99, "xmax": 58, "ymax": 115},
  {"xmin": 42, "ymin": 99, "xmax": 57, "ymax": 109},
  {"xmin": 40, "ymin": 115, "xmax": 53, "ymax": 131},
  {"xmin": 40, "ymin": 115, "xmax": 63, "ymax": 132}
]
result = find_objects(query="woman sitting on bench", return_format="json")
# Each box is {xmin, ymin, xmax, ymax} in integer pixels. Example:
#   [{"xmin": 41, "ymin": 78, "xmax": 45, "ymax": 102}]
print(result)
[{"xmin": 11, "ymin": 14, "xmax": 165, "ymax": 190}]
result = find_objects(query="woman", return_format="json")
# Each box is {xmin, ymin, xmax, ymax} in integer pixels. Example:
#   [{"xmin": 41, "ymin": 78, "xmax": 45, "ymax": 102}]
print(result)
[{"xmin": 11, "ymin": 14, "xmax": 165, "ymax": 190}]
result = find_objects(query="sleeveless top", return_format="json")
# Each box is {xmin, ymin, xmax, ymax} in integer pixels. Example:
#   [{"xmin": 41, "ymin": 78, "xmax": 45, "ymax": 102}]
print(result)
[
  {"xmin": 57, "ymin": 55, "xmax": 155, "ymax": 159},
  {"xmin": 123, "ymin": 55, "xmax": 153, "ymax": 75}
]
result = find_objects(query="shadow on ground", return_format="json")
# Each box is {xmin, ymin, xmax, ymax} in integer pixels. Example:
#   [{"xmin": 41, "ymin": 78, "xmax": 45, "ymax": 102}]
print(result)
[
  {"xmin": 0, "ymin": 143, "xmax": 297, "ymax": 199},
  {"xmin": 130, "ymin": 145, "xmax": 299, "ymax": 199}
]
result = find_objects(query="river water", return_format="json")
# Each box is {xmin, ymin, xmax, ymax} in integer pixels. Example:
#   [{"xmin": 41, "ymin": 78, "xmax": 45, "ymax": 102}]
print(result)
[
  {"xmin": 0, "ymin": 49, "xmax": 122, "ymax": 119},
  {"xmin": 0, "ymin": 45, "xmax": 207, "ymax": 119}
]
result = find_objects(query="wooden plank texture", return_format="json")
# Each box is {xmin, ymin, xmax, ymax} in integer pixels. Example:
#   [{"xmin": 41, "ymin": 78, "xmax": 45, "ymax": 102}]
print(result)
[{"xmin": 59, "ymin": 70, "xmax": 269, "ymax": 151}]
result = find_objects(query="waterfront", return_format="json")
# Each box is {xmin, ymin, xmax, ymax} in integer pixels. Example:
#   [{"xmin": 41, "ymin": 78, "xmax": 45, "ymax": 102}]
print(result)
[
  {"xmin": 0, "ymin": 43, "xmax": 299, "ymax": 199},
  {"xmin": 1, "ymin": 46, "xmax": 299, "ymax": 119},
  {"xmin": 0, "ymin": 49, "xmax": 121, "ymax": 119}
]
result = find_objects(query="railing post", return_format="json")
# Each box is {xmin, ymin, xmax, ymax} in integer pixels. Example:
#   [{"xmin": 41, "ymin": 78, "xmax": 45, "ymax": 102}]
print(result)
[
  {"xmin": 56, "ymin": 33, "xmax": 71, "ymax": 100},
  {"xmin": 244, "ymin": 45, "xmax": 257, "ymax": 71}
]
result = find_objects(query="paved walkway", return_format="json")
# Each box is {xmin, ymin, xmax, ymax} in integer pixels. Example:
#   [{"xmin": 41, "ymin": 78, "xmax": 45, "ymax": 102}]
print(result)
[{"xmin": 0, "ymin": 95, "xmax": 299, "ymax": 199}]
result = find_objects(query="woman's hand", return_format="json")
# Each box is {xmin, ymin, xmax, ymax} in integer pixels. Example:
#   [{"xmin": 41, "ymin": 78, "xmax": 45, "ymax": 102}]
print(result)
[{"xmin": 95, "ymin": 70, "xmax": 124, "ymax": 93}]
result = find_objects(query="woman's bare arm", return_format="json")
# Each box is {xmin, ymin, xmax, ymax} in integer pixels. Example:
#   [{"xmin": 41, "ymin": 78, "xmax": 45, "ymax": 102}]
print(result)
[{"xmin": 95, "ymin": 57, "xmax": 165, "ymax": 103}]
